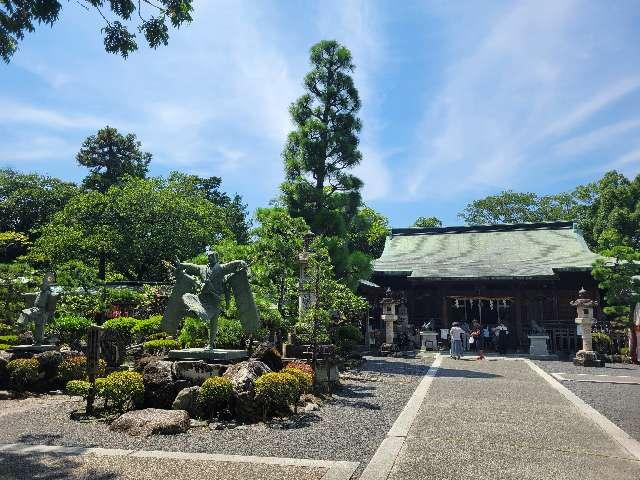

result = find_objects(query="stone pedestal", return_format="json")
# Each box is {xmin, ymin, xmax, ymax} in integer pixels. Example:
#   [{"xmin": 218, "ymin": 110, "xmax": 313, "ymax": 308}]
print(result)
[
  {"xmin": 8, "ymin": 344, "xmax": 56, "ymax": 355},
  {"xmin": 384, "ymin": 318, "xmax": 395, "ymax": 344},
  {"xmin": 167, "ymin": 348, "xmax": 247, "ymax": 362},
  {"xmin": 420, "ymin": 331, "xmax": 439, "ymax": 351},
  {"xmin": 528, "ymin": 335, "xmax": 550, "ymax": 356},
  {"xmin": 573, "ymin": 350, "xmax": 604, "ymax": 367}
]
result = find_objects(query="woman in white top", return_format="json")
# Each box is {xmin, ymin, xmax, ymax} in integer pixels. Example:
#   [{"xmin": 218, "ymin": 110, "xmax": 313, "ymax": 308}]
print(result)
[{"xmin": 449, "ymin": 322, "xmax": 464, "ymax": 360}]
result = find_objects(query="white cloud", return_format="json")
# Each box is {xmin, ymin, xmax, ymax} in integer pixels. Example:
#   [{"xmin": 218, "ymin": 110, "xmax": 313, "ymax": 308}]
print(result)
[
  {"xmin": 554, "ymin": 119, "xmax": 640, "ymax": 156},
  {"xmin": 0, "ymin": 99, "xmax": 105, "ymax": 129}
]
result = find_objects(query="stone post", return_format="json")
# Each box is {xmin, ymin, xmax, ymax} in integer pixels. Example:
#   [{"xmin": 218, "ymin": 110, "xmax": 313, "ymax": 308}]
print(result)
[
  {"xmin": 298, "ymin": 232, "xmax": 316, "ymax": 319},
  {"xmin": 86, "ymin": 325, "xmax": 102, "ymax": 415},
  {"xmin": 571, "ymin": 288, "xmax": 603, "ymax": 367},
  {"xmin": 380, "ymin": 290, "xmax": 398, "ymax": 346}
]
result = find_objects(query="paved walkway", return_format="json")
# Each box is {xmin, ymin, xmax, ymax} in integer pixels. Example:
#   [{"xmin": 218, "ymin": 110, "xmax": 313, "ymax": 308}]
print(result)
[{"xmin": 379, "ymin": 357, "xmax": 640, "ymax": 480}]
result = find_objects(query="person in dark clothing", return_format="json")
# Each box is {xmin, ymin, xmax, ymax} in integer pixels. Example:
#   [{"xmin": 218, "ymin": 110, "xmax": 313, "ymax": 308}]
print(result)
[{"xmin": 496, "ymin": 321, "xmax": 509, "ymax": 354}]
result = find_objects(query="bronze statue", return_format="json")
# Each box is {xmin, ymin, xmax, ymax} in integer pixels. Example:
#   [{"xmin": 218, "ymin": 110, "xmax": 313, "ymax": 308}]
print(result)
[
  {"xmin": 17, "ymin": 273, "xmax": 58, "ymax": 345},
  {"xmin": 163, "ymin": 251, "xmax": 260, "ymax": 349}
]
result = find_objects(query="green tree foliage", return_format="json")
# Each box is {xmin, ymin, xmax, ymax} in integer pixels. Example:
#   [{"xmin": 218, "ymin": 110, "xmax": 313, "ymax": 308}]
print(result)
[
  {"xmin": 77, "ymin": 126, "xmax": 151, "ymax": 193},
  {"xmin": 458, "ymin": 190, "xmax": 578, "ymax": 225},
  {"xmin": 413, "ymin": 216, "xmax": 443, "ymax": 228},
  {"xmin": 0, "ymin": 0, "xmax": 194, "ymax": 63},
  {"xmin": 573, "ymin": 171, "xmax": 640, "ymax": 250},
  {"xmin": 0, "ymin": 262, "xmax": 36, "ymax": 325},
  {"xmin": 0, "ymin": 169, "xmax": 78, "ymax": 237},
  {"xmin": 347, "ymin": 206, "xmax": 389, "ymax": 259},
  {"xmin": 0, "ymin": 231, "xmax": 29, "ymax": 262},
  {"xmin": 32, "ymin": 176, "xmax": 230, "ymax": 280},
  {"xmin": 591, "ymin": 246, "xmax": 640, "ymax": 331},
  {"xmin": 281, "ymin": 40, "xmax": 363, "ymax": 234},
  {"xmin": 168, "ymin": 172, "xmax": 251, "ymax": 244}
]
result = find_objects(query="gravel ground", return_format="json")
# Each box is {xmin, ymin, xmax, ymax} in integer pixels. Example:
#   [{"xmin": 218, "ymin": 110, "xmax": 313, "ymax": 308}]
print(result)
[
  {"xmin": 534, "ymin": 359, "xmax": 640, "ymax": 442},
  {"xmin": 0, "ymin": 356, "xmax": 431, "ymax": 477}
]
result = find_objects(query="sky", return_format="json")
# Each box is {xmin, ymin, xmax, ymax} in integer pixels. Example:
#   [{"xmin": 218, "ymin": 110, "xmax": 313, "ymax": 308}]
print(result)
[{"xmin": 1, "ymin": 0, "xmax": 640, "ymax": 228}]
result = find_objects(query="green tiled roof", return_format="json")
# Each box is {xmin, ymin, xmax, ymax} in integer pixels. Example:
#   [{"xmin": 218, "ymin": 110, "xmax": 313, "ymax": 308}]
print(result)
[{"xmin": 373, "ymin": 221, "xmax": 601, "ymax": 280}]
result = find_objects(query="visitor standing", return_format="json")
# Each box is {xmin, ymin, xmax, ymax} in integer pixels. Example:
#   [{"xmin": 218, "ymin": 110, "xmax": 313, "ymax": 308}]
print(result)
[
  {"xmin": 496, "ymin": 321, "xmax": 509, "ymax": 355},
  {"xmin": 470, "ymin": 324, "xmax": 481, "ymax": 352},
  {"xmin": 482, "ymin": 325, "xmax": 491, "ymax": 351},
  {"xmin": 450, "ymin": 322, "xmax": 464, "ymax": 359}
]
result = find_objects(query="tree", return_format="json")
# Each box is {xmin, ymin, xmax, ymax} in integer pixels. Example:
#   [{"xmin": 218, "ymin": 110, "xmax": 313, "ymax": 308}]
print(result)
[
  {"xmin": 347, "ymin": 206, "xmax": 390, "ymax": 259},
  {"xmin": 573, "ymin": 171, "xmax": 640, "ymax": 251},
  {"xmin": 591, "ymin": 246, "xmax": 640, "ymax": 362},
  {"xmin": 168, "ymin": 172, "xmax": 252, "ymax": 244},
  {"xmin": 459, "ymin": 190, "xmax": 578, "ymax": 225},
  {"xmin": 413, "ymin": 216, "xmax": 443, "ymax": 228},
  {"xmin": 77, "ymin": 126, "xmax": 151, "ymax": 193},
  {"xmin": 0, "ymin": 168, "xmax": 79, "ymax": 237},
  {"xmin": 281, "ymin": 40, "xmax": 363, "ymax": 236},
  {"xmin": 0, "ymin": 0, "xmax": 194, "ymax": 63},
  {"xmin": 33, "ymin": 177, "xmax": 230, "ymax": 281}
]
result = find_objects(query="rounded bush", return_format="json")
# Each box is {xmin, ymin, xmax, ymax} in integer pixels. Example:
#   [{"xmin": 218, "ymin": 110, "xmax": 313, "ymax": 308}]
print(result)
[
  {"xmin": 47, "ymin": 316, "xmax": 91, "ymax": 346},
  {"xmin": 0, "ymin": 323, "xmax": 13, "ymax": 335},
  {"xmin": 132, "ymin": 316, "xmax": 162, "ymax": 341},
  {"xmin": 96, "ymin": 370, "xmax": 144, "ymax": 412},
  {"xmin": 0, "ymin": 343, "xmax": 11, "ymax": 351},
  {"xmin": 255, "ymin": 372, "xmax": 299, "ymax": 414},
  {"xmin": 102, "ymin": 317, "xmax": 138, "ymax": 340},
  {"xmin": 281, "ymin": 367, "xmax": 312, "ymax": 395},
  {"xmin": 7, "ymin": 358, "xmax": 40, "ymax": 390},
  {"xmin": 66, "ymin": 379, "xmax": 91, "ymax": 398},
  {"xmin": 57, "ymin": 356, "xmax": 106, "ymax": 383},
  {"xmin": 592, "ymin": 332, "xmax": 612, "ymax": 354},
  {"xmin": 0, "ymin": 335, "xmax": 19, "ymax": 346},
  {"xmin": 142, "ymin": 339, "xmax": 179, "ymax": 354},
  {"xmin": 285, "ymin": 360, "xmax": 313, "ymax": 376},
  {"xmin": 199, "ymin": 376, "xmax": 233, "ymax": 415}
]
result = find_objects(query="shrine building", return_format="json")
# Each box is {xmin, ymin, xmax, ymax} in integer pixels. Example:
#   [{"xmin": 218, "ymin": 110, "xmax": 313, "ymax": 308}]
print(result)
[{"xmin": 368, "ymin": 221, "xmax": 602, "ymax": 354}]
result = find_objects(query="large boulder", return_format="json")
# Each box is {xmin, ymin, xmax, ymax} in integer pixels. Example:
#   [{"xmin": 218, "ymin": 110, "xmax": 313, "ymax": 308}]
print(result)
[
  {"xmin": 251, "ymin": 343, "xmax": 283, "ymax": 372},
  {"xmin": 223, "ymin": 360, "xmax": 271, "ymax": 421},
  {"xmin": 109, "ymin": 408, "xmax": 190, "ymax": 436},
  {"xmin": 172, "ymin": 386, "xmax": 201, "ymax": 417},
  {"xmin": 142, "ymin": 359, "xmax": 188, "ymax": 409},
  {"xmin": 172, "ymin": 360, "xmax": 221, "ymax": 385}
]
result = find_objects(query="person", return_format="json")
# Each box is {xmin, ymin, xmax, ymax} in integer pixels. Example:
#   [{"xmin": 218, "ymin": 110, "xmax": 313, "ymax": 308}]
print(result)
[
  {"xmin": 496, "ymin": 321, "xmax": 509, "ymax": 355},
  {"xmin": 449, "ymin": 322, "xmax": 464, "ymax": 359},
  {"xmin": 482, "ymin": 325, "xmax": 491, "ymax": 351},
  {"xmin": 470, "ymin": 324, "xmax": 481, "ymax": 352}
]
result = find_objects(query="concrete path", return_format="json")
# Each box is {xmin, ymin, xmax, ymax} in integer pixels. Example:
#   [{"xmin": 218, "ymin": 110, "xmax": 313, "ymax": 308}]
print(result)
[{"xmin": 376, "ymin": 357, "xmax": 640, "ymax": 480}]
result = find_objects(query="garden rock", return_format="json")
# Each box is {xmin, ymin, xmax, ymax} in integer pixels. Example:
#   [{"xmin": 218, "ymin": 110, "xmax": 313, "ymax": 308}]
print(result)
[
  {"xmin": 109, "ymin": 408, "xmax": 190, "ymax": 436},
  {"xmin": 251, "ymin": 343, "xmax": 283, "ymax": 372},
  {"xmin": 142, "ymin": 359, "xmax": 187, "ymax": 409},
  {"xmin": 34, "ymin": 350, "xmax": 63, "ymax": 380},
  {"xmin": 172, "ymin": 360, "xmax": 220, "ymax": 384},
  {"xmin": 223, "ymin": 360, "xmax": 271, "ymax": 421},
  {"xmin": 0, "ymin": 351, "xmax": 12, "ymax": 386},
  {"xmin": 172, "ymin": 386, "xmax": 201, "ymax": 417}
]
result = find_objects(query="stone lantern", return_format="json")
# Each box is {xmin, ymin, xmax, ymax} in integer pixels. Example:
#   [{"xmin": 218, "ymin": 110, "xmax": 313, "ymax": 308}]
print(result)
[
  {"xmin": 380, "ymin": 289, "xmax": 399, "ymax": 345},
  {"xmin": 571, "ymin": 287, "xmax": 603, "ymax": 367}
]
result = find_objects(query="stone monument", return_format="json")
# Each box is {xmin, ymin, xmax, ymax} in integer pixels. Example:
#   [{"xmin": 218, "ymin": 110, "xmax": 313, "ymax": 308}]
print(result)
[
  {"xmin": 420, "ymin": 321, "xmax": 438, "ymax": 351},
  {"xmin": 11, "ymin": 273, "xmax": 58, "ymax": 353},
  {"xmin": 528, "ymin": 316, "xmax": 550, "ymax": 357},
  {"xmin": 298, "ymin": 232, "xmax": 316, "ymax": 318},
  {"xmin": 380, "ymin": 289, "xmax": 398, "ymax": 354},
  {"xmin": 167, "ymin": 250, "xmax": 260, "ymax": 361},
  {"xmin": 572, "ymin": 288, "xmax": 603, "ymax": 367}
]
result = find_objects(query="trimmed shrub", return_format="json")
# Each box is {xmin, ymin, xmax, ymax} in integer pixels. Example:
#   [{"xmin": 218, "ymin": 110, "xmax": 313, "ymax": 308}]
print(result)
[
  {"xmin": 0, "ymin": 323, "xmax": 13, "ymax": 335},
  {"xmin": 281, "ymin": 367, "xmax": 312, "ymax": 395},
  {"xmin": 142, "ymin": 339, "xmax": 179, "ymax": 354},
  {"xmin": 47, "ymin": 316, "xmax": 91, "ymax": 346},
  {"xmin": 57, "ymin": 356, "xmax": 106, "ymax": 383},
  {"xmin": 147, "ymin": 331, "xmax": 169, "ymax": 341},
  {"xmin": 335, "ymin": 324, "xmax": 363, "ymax": 353},
  {"xmin": 66, "ymin": 379, "xmax": 91, "ymax": 398},
  {"xmin": 592, "ymin": 332, "xmax": 612, "ymax": 354},
  {"xmin": 178, "ymin": 316, "xmax": 208, "ymax": 348},
  {"xmin": 0, "ymin": 343, "xmax": 11, "ymax": 350},
  {"xmin": 96, "ymin": 370, "xmax": 144, "ymax": 412},
  {"xmin": 7, "ymin": 358, "xmax": 40, "ymax": 390},
  {"xmin": 255, "ymin": 372, "xmax": 299, "ymax": 415},
  {"xmin": 102, "ymin": 317, "xmax": 138, "ymax": 341},
  {"xmin": 620, "ymin": 347, "xmax": 630, "ymax": 356},
  {"xmin": 285, "ymin": 360, "xmax": 313, "ymax": 377},
  {"xmin": 132, "ymin": 316, "xmax": 162, "ymax": 341},
  {"xmin": 0, "ymin": 335, "xmax": 18, "ymax": 345},
  {"xmin": 199, "ymin": 376, "xmax": 233, "ymax": 416}
]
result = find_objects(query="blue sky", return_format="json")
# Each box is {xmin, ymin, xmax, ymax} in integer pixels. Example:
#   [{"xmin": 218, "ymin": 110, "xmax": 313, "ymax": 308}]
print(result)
[{"xmin": 1, "ymin": 0, "xmax": 639, "ymax": 228}]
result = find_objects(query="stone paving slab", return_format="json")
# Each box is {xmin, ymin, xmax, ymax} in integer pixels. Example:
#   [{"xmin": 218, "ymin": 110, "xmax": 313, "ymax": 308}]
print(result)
[
  {"xmin": 552, "ymin": 372, "xmax": 640, "ymax": 385},
  {"xmin": 387, "ymin": 357, "xmax": 640, "ymax": 480},
  {"xmin": 0, "ymin": 452, "xmax": 329, "ymax": 480}
]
